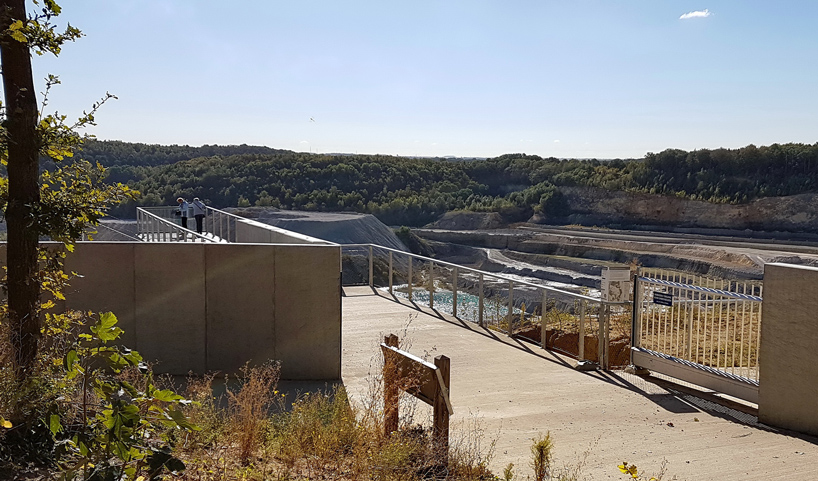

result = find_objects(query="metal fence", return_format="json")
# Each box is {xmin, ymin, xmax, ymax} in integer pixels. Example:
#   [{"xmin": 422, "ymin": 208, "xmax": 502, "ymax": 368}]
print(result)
[
  {"xmin": 634, "ymin": 268, "xmax": 763, "ymax": 382},
  {"xmin": 137, "ymin": 206, "xmax": 241, "ymax": 243},
  {"xmin": 341, "ymin": 244, "xmax": 631, "ymax": 369},
  {"xmin": 135, "ymin": 207, "xmax": 216, "ymax": 243}
]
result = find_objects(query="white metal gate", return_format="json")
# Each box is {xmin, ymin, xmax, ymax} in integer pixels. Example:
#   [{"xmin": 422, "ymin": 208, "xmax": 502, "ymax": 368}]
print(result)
[{"xmin": 632, "ymin": 269, "xmax": 762, "ymax": 403}]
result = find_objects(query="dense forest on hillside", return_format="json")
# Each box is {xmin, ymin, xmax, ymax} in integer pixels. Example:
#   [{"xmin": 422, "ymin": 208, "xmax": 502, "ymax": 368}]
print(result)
[{"xmin": 80, "ymin": 140, "xmax": 818, "ymax": 226}]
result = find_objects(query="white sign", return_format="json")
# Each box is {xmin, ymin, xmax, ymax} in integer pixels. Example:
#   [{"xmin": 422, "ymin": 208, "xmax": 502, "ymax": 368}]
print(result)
[{"xmin": 601, "ymin": 267, "xmax": 632, "ymax": 302}]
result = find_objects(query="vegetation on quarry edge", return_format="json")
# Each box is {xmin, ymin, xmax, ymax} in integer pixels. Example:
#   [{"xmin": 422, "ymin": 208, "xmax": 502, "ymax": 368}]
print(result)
[{"xmin": 82, "ymin": 139, "xmax": 818, "ymax": 226}]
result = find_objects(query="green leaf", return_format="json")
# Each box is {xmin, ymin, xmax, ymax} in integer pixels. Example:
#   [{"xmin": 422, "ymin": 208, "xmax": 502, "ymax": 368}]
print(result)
[
  {"xmin": 168, "ymin": 409, "xmax": 200, "ymax": 431},
  {"xmin": 120, "ymin": 380, "xmax": 139, "ymax": 398},
  {"xmin": 153, "ymin": 389, "xmax": 183, "ymax": 403},
  {"xmin": 48, "ymin": 414, "xmax": 61, "ymax": 435},
  {"xmin": 122, "ymin": 348, "xmax": 143, "ymax": 365},
  {"xmin": 63, "ymin": 349, "xmax": 78, "ymax": 370},
  {"xmin": 90, "ymin": 311, "xmax": 123, "ymax": 342}
]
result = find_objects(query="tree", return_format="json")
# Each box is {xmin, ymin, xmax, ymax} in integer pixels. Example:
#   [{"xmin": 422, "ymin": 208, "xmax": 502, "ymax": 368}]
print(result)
[
  {"xmin": 0, "ymin": 0, "xmax": 132, "ymax": 376},
  {"xmin": 1, "ymin": 0, "xmax": 45, "ymax": 374}
]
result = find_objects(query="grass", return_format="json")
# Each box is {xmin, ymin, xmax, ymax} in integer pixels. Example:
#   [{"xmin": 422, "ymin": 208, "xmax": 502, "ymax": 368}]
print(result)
[
  {"xmin": 0, "ymin": 307, "xmax": 673, "ymax": 481},
  {"xmin": 0, "ymin": 310, "xmax": 504, "ymax": 480}
]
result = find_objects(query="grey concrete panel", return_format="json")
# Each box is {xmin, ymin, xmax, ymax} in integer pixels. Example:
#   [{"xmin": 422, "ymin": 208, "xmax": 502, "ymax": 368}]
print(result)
[
  {"xmin": 205, "ymin": 244, "xmax": 276, "ymax": 373},
  {"xmin": 274, "ymin": 245, "xmax": 341, "ymax": 380},
  {"xmin": 236, "ymin": 220, "xmax": 273, "ymax": 243},
  {"xmin": 234, "ymin": 218, "xmax": 330, "ymax": 245},
  {"xmin": 0, "ymin": 240, "xmax": 342, "ymax": 381},
  {"xmin": 759, "ymin": 263, "xmax": 818, "ymax": 436},
  {"xmin": 134, "ymin": 243, "xmax": 207, "ymax": 374},
  {"xmin": 65, "ymin": 243, "xmax": 137, "ymax": 347}
]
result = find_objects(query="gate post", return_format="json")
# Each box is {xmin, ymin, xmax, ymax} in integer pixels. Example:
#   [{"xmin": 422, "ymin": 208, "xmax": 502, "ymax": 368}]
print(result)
[
  {"xmin": 631, "ymin": 269, "xmax": 642, "ymax": 365},
  {"xmin": 597, "ymin": 303, "xmax": 611, "ymax": 370}
]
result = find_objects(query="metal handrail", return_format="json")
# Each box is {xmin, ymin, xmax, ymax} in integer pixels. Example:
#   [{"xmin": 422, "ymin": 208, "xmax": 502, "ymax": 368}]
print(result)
[
  {"xmin": 136, "ymin": 207, "xmax": 217, "ymax": 243},
  {"xmin": 341, "ymin": 243, "xmax": 606, "ymax": 303},
  {"xmin": 341, "ymin": 242, "xmax": 630, "ymax": 369},
  {"xmin": 139, "ymin": 205, "xmax": 335, "ymax": 245}
]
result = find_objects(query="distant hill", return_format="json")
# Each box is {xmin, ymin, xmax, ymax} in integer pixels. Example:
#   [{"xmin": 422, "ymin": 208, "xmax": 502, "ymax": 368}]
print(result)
[
  {"xmin": 78, "ymin": 139, "xmax": 290, "ymax": 167},
  {"xmin": 93, "ymin": 139, "xmax": 818, "ymax": 231}
]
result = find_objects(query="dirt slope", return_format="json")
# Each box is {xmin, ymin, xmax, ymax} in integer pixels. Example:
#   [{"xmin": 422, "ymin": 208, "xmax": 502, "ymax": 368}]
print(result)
[{"xmin": 225, "ymin": 208, "xmax": 408, "ymax": 251}]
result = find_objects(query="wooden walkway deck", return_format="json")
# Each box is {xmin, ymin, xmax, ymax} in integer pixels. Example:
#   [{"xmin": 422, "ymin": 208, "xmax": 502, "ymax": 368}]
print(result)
[{"xmin": 341, "ymin": 286, "xmax": 818, "ymax": 480}]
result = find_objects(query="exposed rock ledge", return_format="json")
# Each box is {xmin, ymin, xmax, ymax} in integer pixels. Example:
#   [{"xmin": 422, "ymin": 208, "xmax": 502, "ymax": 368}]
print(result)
[{"xmin": 559, "ymin": 187, "xmax": 818, "ymax": 233}]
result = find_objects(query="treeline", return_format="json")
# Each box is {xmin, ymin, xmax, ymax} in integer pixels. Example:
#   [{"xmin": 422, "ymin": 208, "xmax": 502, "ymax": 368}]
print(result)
[{"xmin": 85, "ymin": 140, "xmax": 818, "ymax": 226}]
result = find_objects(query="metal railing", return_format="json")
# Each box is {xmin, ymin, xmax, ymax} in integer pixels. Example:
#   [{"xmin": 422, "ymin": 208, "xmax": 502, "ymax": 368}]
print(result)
[
  {"xmin": 137, "ymin": 206, "xmax": 333, "ymax": 245},
  {"xmin": 341, "ymin": 243, "xmax": 630, "ymax": 369},
  {"xmin": 634, "ymin": 268, "xmax": 763, "ymax": 382},
  {"xmin": 136, "ymin": 207, "xmax": 217, "ymax": 243}
]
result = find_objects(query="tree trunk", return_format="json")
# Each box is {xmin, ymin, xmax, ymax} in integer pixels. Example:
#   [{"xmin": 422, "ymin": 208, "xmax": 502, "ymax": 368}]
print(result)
[{"xmin": 1, "ymin": 0, "xmax": 42, "ymax": 374}]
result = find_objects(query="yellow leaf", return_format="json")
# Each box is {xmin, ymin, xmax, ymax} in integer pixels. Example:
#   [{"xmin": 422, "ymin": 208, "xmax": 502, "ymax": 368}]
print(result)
[
  {"xmin": 1, "ymin": 419, "xmax": 12, "ymax": 429},
  {"xmin": 10, "ymin": 30, "xmax": 27, "ymax": 43}
]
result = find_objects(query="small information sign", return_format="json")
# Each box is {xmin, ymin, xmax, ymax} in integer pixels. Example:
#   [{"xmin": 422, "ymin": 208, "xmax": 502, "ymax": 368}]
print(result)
[{"xmin": 653, "ymin": 291, "xmax": 673, "ymax": 307}]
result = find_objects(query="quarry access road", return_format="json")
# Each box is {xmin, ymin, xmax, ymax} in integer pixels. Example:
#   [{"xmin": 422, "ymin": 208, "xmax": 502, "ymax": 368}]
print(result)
[
  {"xmin": 341, "ymin": 285, "xmax": 818, "ymax": 480},
  {"xmin": 516, "ymin": 224, "xmax": 818, "ymax": 257}
]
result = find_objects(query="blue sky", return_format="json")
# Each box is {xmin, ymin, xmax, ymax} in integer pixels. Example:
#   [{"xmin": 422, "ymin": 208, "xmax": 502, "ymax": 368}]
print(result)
[{"xmin": 32, "ymin": 1, "xmax": 818, "ymax": 158}]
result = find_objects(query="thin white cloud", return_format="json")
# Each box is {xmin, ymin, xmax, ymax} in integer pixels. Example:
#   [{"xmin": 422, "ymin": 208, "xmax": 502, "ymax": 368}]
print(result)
[
  {"xmin": 553, "ymin": 140, "xmax": 560, "ymax": 143},
  {"xmin": 680, "ymin": 9, "xmax": 711, "ymax": 20}
]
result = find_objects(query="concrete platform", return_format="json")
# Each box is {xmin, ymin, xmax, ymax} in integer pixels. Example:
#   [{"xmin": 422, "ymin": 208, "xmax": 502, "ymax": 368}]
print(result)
[{"xmin": 341, "ymin": 286, "xmax": 818, "ymax": 480}]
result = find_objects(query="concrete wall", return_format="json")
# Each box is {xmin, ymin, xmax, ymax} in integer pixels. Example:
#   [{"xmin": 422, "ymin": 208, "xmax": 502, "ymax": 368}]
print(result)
[
  {"xmin": 5, "ymin": 242, "xmax": 341, "ymax": 380},
  {"xmin": 759, "ymin": 263, "xmax": 818, "ymax": 436},
  {"xmin": 235, "ymin": 218, "xmax": 332, "ymax": 245}
]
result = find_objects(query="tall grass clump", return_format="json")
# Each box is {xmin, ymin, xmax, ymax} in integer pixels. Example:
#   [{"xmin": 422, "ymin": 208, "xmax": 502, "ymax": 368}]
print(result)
[
  {"xmin": 531, "ymin": 431, "xmax": 554, "ymax": 481},
  {"xmin": 227, "ymin": 362, "xmax": 281, "ymax": 465}
]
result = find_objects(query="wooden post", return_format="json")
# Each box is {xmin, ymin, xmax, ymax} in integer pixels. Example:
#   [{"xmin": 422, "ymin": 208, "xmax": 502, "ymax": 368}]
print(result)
[
  {"xmin": 433, "ymin": 355, "xmax": 450, "ymax": 467},
  {"xmin": 383, "ymin": 334, "xmax": 399, "ymax": 436}
]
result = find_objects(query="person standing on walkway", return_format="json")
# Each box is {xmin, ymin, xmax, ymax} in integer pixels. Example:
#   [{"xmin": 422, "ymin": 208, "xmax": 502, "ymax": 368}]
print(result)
[
  {"xmin": 176, "ymin": 197, "xmax": 190, "ymax": 229},
  {"xmin": 191, "ymin": 197, "xmax": 207, "ymax": 234}
]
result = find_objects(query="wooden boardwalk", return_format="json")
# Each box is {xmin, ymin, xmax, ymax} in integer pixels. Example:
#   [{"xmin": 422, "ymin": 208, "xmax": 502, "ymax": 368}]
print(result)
[{"xmin": 341, "ymin": 286, "xmax": 818, "ymax": 480}]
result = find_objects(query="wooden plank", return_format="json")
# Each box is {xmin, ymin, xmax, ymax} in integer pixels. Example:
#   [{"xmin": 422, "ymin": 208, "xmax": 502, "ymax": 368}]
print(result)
[{"xmin": 433, "ymin": 355, "xmax": 450, "ymax": 467}]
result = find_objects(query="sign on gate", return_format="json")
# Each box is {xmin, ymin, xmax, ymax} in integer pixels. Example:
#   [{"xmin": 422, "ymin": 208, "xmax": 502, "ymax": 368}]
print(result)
[
  {"xmin": 652, "ymin": 291, "xmax": 673, "ymax": 306},
  {"xmin": 601, "ymin": 267, "xmax": 632, "ymax": 302}
]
